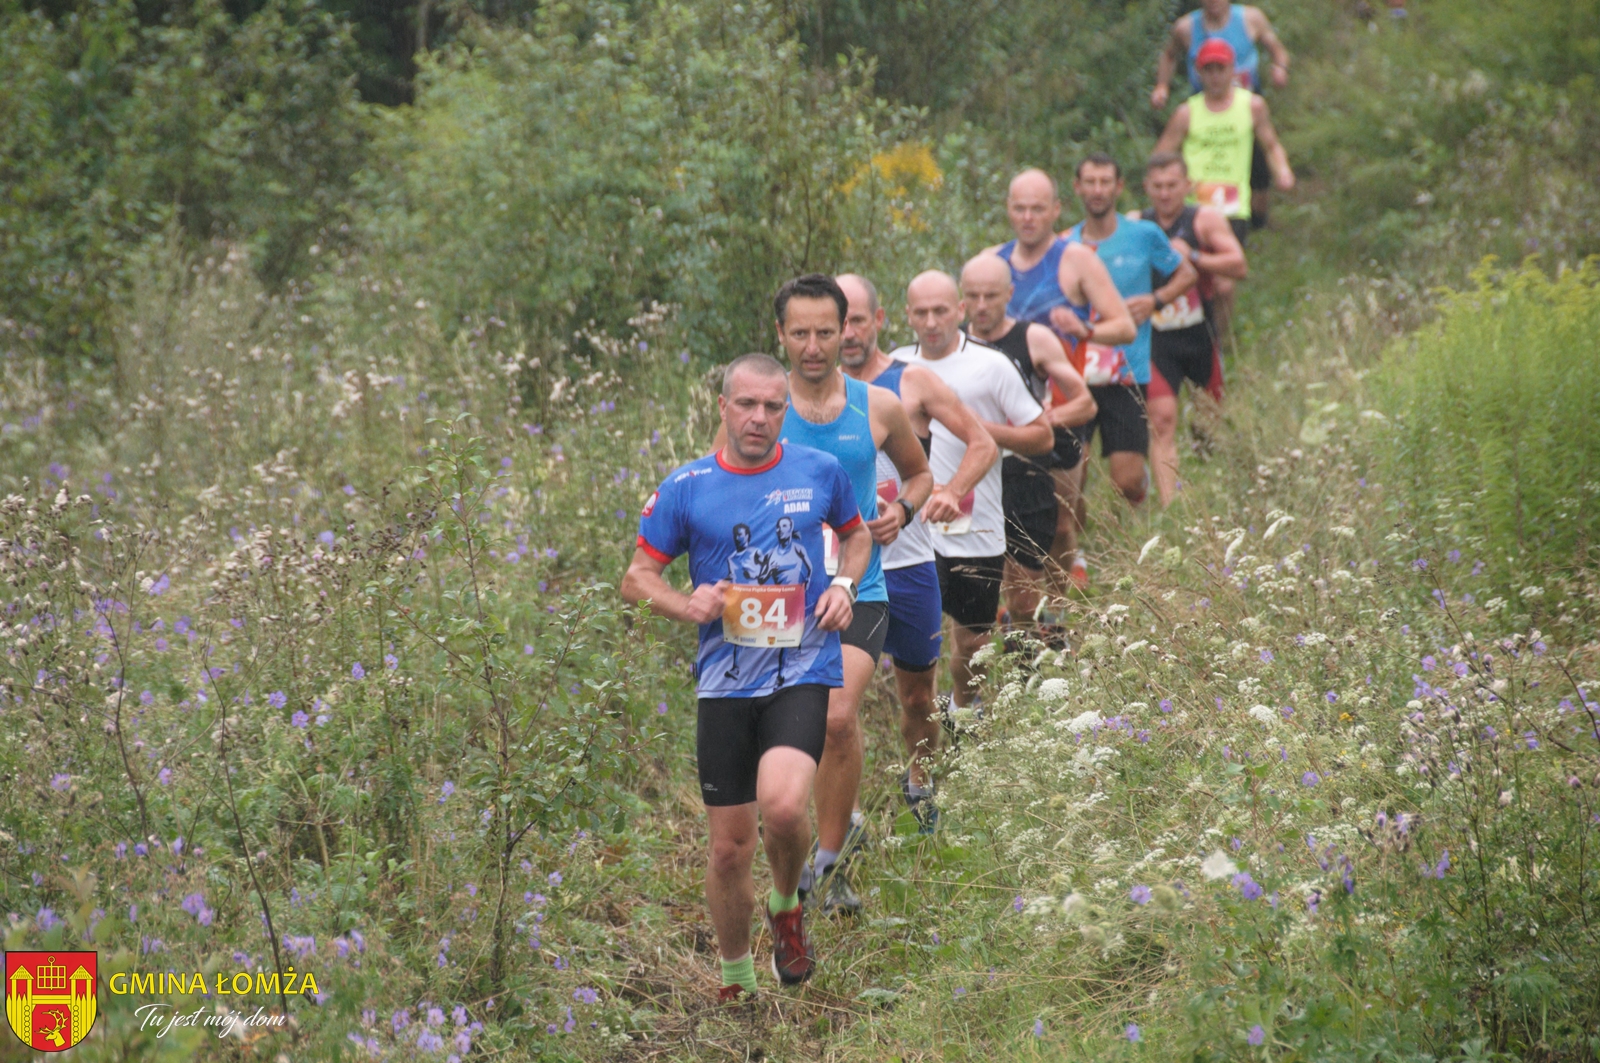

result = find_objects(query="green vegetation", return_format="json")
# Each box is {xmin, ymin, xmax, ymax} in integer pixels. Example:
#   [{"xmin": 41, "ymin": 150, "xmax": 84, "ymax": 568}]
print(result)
[
  {"xmin": 1374, "ymin": 261, "xmax": 1600, "ymax": 580},
  {"xmin": 3, "ymin": 0, "xmax": 1599, "ymax": 1060}
]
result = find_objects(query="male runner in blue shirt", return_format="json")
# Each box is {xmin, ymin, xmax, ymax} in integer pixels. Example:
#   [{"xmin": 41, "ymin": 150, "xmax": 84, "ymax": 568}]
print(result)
[{"xmin": 622, "ymin": 353, "xmax": 870, "ymax": 1001}]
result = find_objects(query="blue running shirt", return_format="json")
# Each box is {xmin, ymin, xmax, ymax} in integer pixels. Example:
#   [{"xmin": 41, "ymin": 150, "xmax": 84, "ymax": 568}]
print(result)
[
  {"xmin": 1064, "ymin": 217, "xmax": 1184, "ymax": 386},
  {"xmin": 1187, "ymin": 5, "xmax": 1260, "ymax": 91},
  {"xmin": 781, "ymin": 375, "xmax": 887, "ymax": 603},
  {"xmin": 637, "ymin": 444, "xmax": 862, "ymax": 698}
]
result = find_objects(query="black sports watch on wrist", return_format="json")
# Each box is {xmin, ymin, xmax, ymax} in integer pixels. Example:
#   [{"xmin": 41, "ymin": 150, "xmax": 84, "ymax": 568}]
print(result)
[{"xmin": 897, "ymin": 498, "xmax": 916, "ymax": 527}]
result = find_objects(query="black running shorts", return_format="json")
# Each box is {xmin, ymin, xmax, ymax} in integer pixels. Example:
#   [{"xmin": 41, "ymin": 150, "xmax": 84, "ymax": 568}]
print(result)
[
  {"xmin": 841, "ymin": 599, "xmax": 889, "ymax": 662},
  {"xmin": 1076, "ymin": 384, "xmax": 1150, "ymax": 458},
  {"xmin": 1150, "ymin": 325, "xmax": 1224, "ymax": 403},
  {"xmin": 1000, "ymin": 455, "xmax": 1057, "ymax": 572},
  {"xmin": 1250, "ymin": 138, "xmax": 1271, "ymax": 192},
  {"xmin": 936, "ymin": 553, "xmax": 1005, "ymax": 631},
  {"xmin": 1229, "ymin": 217, "xmax": 1250, "ymax": 248},
  {"xmin": 696, "ymin": 684, "xmax": 830, "ymax": 806}
]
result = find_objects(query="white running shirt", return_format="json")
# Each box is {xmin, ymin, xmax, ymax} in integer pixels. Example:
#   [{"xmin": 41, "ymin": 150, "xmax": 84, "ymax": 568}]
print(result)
[{"xmin": 889, "ymin": 335, "xmax": 1044, "ymax": 559}]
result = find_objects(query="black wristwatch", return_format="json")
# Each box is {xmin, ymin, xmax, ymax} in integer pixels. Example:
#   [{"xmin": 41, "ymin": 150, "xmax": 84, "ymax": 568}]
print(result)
[
  {"xmin": 1153, "ymin": 294, "xmax": 1168, "ymax": 312},
  {"xmin": 897, "ymin": 498, "xmax": 916, "ymax": 527}
]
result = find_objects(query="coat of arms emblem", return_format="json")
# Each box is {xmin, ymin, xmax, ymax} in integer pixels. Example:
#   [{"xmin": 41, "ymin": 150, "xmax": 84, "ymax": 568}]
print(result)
[{"xmin": 5, "ymin": 952, "xmax": 98, "ymax": 1052}]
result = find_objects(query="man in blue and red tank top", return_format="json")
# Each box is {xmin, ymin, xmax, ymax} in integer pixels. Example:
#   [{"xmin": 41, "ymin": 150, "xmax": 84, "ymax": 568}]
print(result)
[
  {"xmin": 987, "ymin": 167, "xmax": 1134, "ymax": 590},
  {"xmin": 623, "ymin": 353, "xmax": 870, "ymax": 1001}
]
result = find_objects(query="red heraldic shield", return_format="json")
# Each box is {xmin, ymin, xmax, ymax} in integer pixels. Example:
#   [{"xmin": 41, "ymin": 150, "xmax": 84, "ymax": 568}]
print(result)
[{"xmin": 5, "ymin": 952, "xmax": 98, "ymax": 1052}]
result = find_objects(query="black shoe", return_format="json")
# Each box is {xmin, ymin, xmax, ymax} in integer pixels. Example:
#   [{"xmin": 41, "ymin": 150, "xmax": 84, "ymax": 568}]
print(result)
[{"xmin": 900, "ymin": 772, "xmax": 939, "ymax": 835}]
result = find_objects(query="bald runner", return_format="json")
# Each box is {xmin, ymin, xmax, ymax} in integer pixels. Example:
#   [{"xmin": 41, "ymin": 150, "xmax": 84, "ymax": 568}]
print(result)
[
  {"xmin": 838, "ymin": 272, "xmax": 998, "ymax": 831},
  {"xmin": 989, "ymin": 168, "xmax": 1135, "ymax": 591},
  {"xmin": 892, "ymin": 271, "xmax": 1053, "ymax": 713}
]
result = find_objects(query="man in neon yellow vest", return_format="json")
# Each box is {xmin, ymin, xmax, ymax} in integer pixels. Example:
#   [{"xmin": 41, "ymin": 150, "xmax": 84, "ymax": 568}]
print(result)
[{"xmin": 1155, "ymin": 38, "xmax": 1293, "ymax": 250}]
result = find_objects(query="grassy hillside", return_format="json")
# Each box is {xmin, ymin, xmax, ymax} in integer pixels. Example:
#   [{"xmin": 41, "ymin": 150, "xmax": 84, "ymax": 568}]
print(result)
[{"xmin": 2, "ymin": 0, "xmax": 1598, "ymax": 1061}]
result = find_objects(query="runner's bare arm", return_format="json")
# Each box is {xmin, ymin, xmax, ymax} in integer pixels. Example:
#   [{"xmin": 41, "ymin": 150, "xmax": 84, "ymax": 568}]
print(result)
[
  {"xmin": 983, "ymin": 413, "xmax": 1053, "ymax": 458},
  {"xmin": 1250, "ymin": 96, "xmax": 1295, "ymax": 190},
  {"xmin": 1191, "ymin": 206, "xmax": 1248, "ymax": 279},
  {"xmin": 1152, "ymin": 19, "xmax": 1190, "ymax": 108},
  {"xmin": 903, "ymin": 365, "xmax": 997, "ymax": 522},
  {"xmin": 1026, "ymin": 324, "xmax": 1096, "ymax": 429},
  {"xmin": 1073, "ymin": 247, "xmax": 1138, "ymax": 347},
  {"xmin": 621, "ymin": 548, "xmax": 727, "ymax": 625},
  {"xmin": 1153, "ymin": 104, "xmax": 1191, "ymax": 157},
  {"xmin": 1247, "ymin": 7, "xmax": 1291, "ymax": 86},
  {"xmin": 869, "ymin": 386, "xmax": 933, "ymax": 546},
  {"xmin": 815, "ymin": 522, "xmax": 868, "ymax": 631}
]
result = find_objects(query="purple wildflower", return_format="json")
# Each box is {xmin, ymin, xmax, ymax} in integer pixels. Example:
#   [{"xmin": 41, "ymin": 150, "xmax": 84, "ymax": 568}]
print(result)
[
  {"xmin": 1130, "ymin": 885, "xmax": 1151, "ymax": 906},
  {"xmin": 1248, "ymin": 1024, "xmax": 1266, "ymax": 1046},
  {"xmin": 1126, "ymin": 1024, "xmax": 1141, "ymax": 1043},
  {"xmin": 351, "ymin": 661, "xmax": 366, "ymax": 679}
]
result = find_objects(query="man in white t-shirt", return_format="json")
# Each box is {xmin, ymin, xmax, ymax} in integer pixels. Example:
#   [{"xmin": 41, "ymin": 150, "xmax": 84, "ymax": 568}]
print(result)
[{"xmin": 891, "ymin": 271, "xmax": 1053, "ymax": 710}]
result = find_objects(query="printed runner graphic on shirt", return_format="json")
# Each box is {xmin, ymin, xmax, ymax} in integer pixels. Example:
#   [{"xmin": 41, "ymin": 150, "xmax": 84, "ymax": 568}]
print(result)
[
  {"xmin": 1152, "ymin": 289, "xmax": 1206, "ymax": 331},
  {"xmin": 722, "ymin": 519, "xmax": 806, "ymax": 648}
]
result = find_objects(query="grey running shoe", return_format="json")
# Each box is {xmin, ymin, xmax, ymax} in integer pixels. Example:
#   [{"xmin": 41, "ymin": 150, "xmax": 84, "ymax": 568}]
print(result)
[
  {"xmin": 812, "ymin": 862, "xmax": 862, "ymax": 917},
  {"xmin": 900, "ymin": 772, "xmax": 939, "ymax": 835}
]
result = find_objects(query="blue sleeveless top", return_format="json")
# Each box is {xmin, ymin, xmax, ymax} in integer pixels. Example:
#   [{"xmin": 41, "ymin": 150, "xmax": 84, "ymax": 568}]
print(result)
[
  {"xmin": 998, "ymin": 237, "xmax": 1091, "ymax": 351},
  {"xmin": 871, "ymin": 360, "xmax": 907, "ymax": 396},
  {"xmin": 1187, "ymin": 5, "xmax": 1259, "ymax": 90},
  {"xmin": 782, "ymin": 374, "xmax": 886, "ymax": 603}
]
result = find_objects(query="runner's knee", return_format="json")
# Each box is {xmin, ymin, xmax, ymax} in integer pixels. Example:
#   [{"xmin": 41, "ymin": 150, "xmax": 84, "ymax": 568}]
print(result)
[{"xmin": 708, "ymin": 832, "xmax": 756, "ymax": 877}]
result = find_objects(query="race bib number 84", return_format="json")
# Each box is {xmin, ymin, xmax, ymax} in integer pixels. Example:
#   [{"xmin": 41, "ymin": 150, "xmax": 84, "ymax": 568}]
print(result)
[{"xmin": 722, "ymin": 583, "xmax": 805, "ymax": 647}]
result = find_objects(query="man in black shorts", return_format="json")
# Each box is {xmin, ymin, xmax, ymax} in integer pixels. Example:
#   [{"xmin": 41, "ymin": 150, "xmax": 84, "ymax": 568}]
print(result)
[
  {"xmin": 959, "ymin": 252, "xmax": 1095, "ymax": 626},
  {"xmin": 1138, "ymin": 151, "xmax": 1248, "ymax": 506},
  {"xmin": 892, "ymin": 271, "xmax": 1053, "ymax": 711},
  {"xmin": 623, "ymin": 353, "xmax": 870, "ymax": 1000}
]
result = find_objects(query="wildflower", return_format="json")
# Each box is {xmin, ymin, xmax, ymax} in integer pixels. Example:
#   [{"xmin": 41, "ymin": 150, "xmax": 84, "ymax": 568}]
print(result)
[
  {"xmin": 267, "ymin": 690, "xmax": 288, "ymax": 709},
  {"xmin": 148, "ymin": 573, "xmax": 170, "ymax": 596},
  {"xmin": 1259, "ymin": 649, "xmax": 1274, "ymax": 663},
  {"xmin": 343, "ymin": 485, "xmax": 357, "ymax": 496},
  {"xmin": 427, "ymin": 1007, "xmax": 445, "ymax": 1027},
  {"xmin": 657, "ymin": 701, "xmax": 668, "ymax": 715},
  {"xmin": 465, "ymin": 883, "xmax": 477, "ymax": 897},
  {"xmin": 291, "ymin": 711, "xmax": 310, "ymax": 729},
  {"xmin": 1013, "ymin": 894, "xmax": 1025, "ymax": 913},
  {"xmin": 1231, "ymin": 873, "xmax": 1264, "ymax": 901},
  {"xmin": 546, "ymin": 1024, "xmax": 558, "ymax": 1034},
  {"xmin": 134, "ymin": 843, "xmax": 149, "ymax": 857},
  {"xmin": 385, "ymin": 654, "xmax": 398, "ymax": 670},
  {"xmin": 115, "ymin": 842, "xmax": 127, "ymax": 860},
  {"xmin": 548, "ymin": 871, "xmax": 562, "ymax": 886},
  {"xmin": 1306, "ymin": 889, "xmax": 1321, "ymax": 914},
  {"xmin": 1412, "ymin": 559, "xmax": 1427, "ymax": 570},
  {"xmin": 1126, "ymin": 1024, "xmax": 1141, "ymax": 1042},
  {"xmin": 453, "ymin": 1006, "xmax": 468, "ymax": 1026},
  {"xmin": 1325, "ymin": 691, "xmax": 1338, "ymax": 704},
  {"xmin": 439, "ymin": 781, "xmax": 455, "ymax": 803},
  {"xmin": 50, "ymin": 773, "xmax": 70, "ymax": 791},
  {"xmin": 37, "ymin": 907, "xmax": 59, "ymax": 931},
  {"xmin": 1429, "ymin": 851, "xmax": 1449, "ymax": 879},
  {"xmin": 1248, "ymin": 1024, "xmax": 1266, "ymax": 1046},
  {"xmin": 140, "ymin": 690, "xmax": 154, "ymax": 705},
  {"xmin": 1301, "ymin": 772, "xmax": 1320, "ymax": 787},
  {"xmin": 172, "ymin": 836, "xmax": 185, "ymax": 855},
  {"xmin": 953, "ymin": 986, "xmax": 966, "ymax": 999},
  {"xmin": 1248, "ymin": 705, "xmax": 1276, "ymax": 726},
  {"xmin": 351, "ymin": 661, "xmax": 366, "ymax": 679},
  {"xmin": 1159, "ymin": 699, "xmax": 1172, "ymax": 713},
  {"xmin": 1421, "ymin": 655, "xmax": 1436, "ymax": 671},
  {"xmin": 1201, "ymin": 851, "xmax": 1238, "ymax": 881},
  {"xmin": 319, "ymin": 531, "xmax": 336, "ymax": 546},
  {"xmin": 564, "ymin": 1007, "xmax": 575, "ymax": 1033},
  {"xmin": 1034, "ymin": 1019, "xmax": 1046, "ymax": 1037},
  {"xmin": 1130, "ymin": 885, "xmax": 1151, "ymax": 906}
]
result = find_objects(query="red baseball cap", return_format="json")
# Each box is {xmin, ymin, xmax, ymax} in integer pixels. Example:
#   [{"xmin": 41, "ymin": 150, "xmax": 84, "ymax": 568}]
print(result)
[{"xmin": 1195, "ymin": 38, "xmax": 1236, "ymax": 68}]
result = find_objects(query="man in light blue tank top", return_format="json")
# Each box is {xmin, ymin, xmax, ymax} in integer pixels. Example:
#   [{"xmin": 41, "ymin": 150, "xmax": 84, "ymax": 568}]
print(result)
[
  {"xmin": 741, "ymin": 274, "xmax": 933, "ymax": 915},
  {"xmin": 1151, "ymin": 0, "xmax": 1290, "ymax": 108}
]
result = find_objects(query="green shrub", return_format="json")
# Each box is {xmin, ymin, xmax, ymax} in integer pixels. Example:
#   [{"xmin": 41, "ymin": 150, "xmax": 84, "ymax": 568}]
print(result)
[{"xmin": 1373, "ymin": 260, "xmax": 1600, "ymax": 579}]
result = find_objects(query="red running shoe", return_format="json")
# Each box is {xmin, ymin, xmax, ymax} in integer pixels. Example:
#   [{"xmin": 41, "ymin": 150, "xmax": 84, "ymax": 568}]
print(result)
[
  {"xmin": 764, "ymin": 905, "xmax": 815, "ymax": 985},
  {"xmin": 1068, "ymin": 557, "xmax": 1090, "ymax": 592},
  {"xmin": 718, "ymin": 984, "xmax": 750, "ymax": 1004}
]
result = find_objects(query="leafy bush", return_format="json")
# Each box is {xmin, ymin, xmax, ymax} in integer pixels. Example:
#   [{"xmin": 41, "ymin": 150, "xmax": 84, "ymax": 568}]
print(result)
[
  {"xmin": 0, "ymin": 0, "xmax": 364, "ymax": 359},
  {"xmin": 1373, "ymin": 260, "xmax": 1600, "ymax": 580}
]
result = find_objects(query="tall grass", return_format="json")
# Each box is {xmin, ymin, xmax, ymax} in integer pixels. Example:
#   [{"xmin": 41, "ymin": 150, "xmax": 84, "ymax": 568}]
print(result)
[{"xmin": 1373, "ymin": 260, "xmax": 1600, "ymax": 580}]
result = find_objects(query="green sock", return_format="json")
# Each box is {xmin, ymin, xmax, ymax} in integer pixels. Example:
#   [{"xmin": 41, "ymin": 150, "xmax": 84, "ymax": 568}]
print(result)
[
  {"xmin": 720, "ymin": 953, "xmax": 758, "ymax": 993},
  {"xmin": 768, "ymin": 887, "xmax": 800, "ymax": 914}
]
